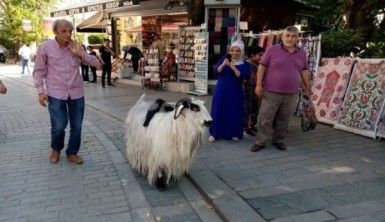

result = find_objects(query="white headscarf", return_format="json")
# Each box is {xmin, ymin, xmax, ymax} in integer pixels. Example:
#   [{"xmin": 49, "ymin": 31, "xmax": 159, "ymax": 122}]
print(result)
[{"xmin": 230, "ymin": 34, "xmax": 244, "ymax": 65}]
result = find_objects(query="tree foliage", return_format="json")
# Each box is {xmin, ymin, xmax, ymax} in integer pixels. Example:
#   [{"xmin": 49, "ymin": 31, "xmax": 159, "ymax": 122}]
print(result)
[
  {"xmin": 304, "ymin": 0, "xmax": 385, "ymax": 57},
  {"xmin": 0, "ymin": 0, "xmax": 56, "ymax": 50}
]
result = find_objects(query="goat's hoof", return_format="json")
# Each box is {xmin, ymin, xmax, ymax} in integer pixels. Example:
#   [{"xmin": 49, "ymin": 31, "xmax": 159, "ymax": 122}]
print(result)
[{"xmin": 155, "ymin": 177, "xmax": 166, "ymax": 191}]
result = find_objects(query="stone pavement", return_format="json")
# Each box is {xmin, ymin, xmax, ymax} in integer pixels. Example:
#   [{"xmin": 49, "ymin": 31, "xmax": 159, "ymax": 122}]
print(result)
[
  {"xmin": 0, "ymin": 65, "xmax": 221, "ymax": 222},
  {"xmin": 1, "ymin": 63, "xmax": 385, "ymax": 222}
]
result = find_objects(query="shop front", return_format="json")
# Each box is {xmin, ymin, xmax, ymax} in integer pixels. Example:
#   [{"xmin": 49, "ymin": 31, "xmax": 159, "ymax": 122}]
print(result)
[{"xmin": 109, "ymin": 0, "xmax": 189, "ymax": 90}]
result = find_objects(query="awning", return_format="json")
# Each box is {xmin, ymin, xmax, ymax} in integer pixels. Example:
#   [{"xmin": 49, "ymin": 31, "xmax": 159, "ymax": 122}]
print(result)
[{"xmin": 76, "ymin": 11, "xmax": 109, "ymax": 33}]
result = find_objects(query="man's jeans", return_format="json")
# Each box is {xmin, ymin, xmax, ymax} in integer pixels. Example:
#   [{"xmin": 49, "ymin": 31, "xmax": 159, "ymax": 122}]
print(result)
[
  {"xmin": 48, "ymin": 96, "xmax": 85, "ymax": 155},
  {"xmin": 21, "ymin": 58, "xmax": 30, "ymax": 74}
]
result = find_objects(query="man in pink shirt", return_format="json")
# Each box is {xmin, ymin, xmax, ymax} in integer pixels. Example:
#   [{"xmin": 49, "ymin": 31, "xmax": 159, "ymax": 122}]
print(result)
[
  {"xmin": 33, "ymin": 19, "xmax": 101, "ymax": 164},
  {"xmin": 252, "ymin": 26, "xmax": 311, "ymax": 152}
]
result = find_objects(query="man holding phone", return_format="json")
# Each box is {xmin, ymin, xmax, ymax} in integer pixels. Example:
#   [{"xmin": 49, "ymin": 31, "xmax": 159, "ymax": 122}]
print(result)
[{"xmin": 33, "ymin": 19, "xmax": 101, "ymax": 164}]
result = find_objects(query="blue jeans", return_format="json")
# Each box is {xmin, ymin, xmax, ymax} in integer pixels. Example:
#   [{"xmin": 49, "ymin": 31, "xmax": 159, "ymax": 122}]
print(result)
[
  {"xmin": 21, "ymin": 58, "xmax": 30, "ymax": 74},
  {"xmin": 48, "ymin": 96, "xmax": 85, "ymax": 155}
]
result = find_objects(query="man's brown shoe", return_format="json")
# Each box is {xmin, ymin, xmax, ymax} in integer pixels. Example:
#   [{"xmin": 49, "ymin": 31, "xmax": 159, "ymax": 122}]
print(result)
[
  {"xmin": 49, "ymin": 149, "xmax": 60, "ymax": 164},
  {"xmin": 66, "ymin": 155, "xmax": 83, "ymax": 164},
  {"xmin": 251, "ymin": 144, "xmax": 265, "ymax": 152}
]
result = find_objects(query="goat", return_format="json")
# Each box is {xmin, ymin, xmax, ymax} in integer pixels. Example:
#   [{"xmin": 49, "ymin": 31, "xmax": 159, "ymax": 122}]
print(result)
[{"xmin": 125, "ymin": 94, "xmax": 212, "ymax": 190}]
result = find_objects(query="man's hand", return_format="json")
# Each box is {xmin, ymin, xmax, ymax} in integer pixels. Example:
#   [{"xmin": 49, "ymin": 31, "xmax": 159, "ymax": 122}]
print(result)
[
  {"xmin": 255, "ymin": 85, "xmax": 263, "ymax": 98},
  {"xmin": 303, "ymin": 88, "xmax": 312, "ymax": 98},
  {"xmin": 0, "ymin": 82, "xmax": 7, "ymax": 94},
  {"xmin": 68, "ymin": 40, "xmax": 85, "ymax": 59},
  {"xmin": 38, "ymin": 93, "xmax": 48, "ymax": 107}
]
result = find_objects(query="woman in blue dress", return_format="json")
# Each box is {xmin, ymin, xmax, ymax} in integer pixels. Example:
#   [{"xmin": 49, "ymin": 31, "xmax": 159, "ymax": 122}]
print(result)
[{"xmin": 209, "ymin": 37, "xmax": 251, "ymax": 142}]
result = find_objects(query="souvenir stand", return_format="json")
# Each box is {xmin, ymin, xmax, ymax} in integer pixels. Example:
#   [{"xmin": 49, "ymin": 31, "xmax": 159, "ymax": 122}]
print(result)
[
  {"xmin": 177, "ymin": 26, "xmax": 201, "ymax": 82},
  {"xmin": 142, "ymin": 47, "xmax": 161, "ymax": 89},
  {"xmin": 204, "ymin": 0, "xmax": 241, "ymax": 81},
  {"xmin": 190, "ymin": 26, "xmax": 209, "ymax": 95}
]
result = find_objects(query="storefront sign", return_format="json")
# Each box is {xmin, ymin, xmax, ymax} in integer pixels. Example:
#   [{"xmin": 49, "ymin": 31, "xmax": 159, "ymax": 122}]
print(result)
[{"xmin": 51, "ymin": 0, "xmax": 140, "ymax": 17}]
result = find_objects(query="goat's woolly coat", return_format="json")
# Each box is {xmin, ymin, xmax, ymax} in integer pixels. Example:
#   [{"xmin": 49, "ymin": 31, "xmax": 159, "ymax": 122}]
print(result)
[{"xmin": 125, "ymin": 94, "xmax": 212, "ymax": 185}]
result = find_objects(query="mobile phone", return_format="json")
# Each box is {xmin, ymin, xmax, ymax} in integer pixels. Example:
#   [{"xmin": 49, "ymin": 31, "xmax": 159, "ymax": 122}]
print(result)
[{"xmin": 226, "ymin": 54, "xmax": 232, "ymax": 62}]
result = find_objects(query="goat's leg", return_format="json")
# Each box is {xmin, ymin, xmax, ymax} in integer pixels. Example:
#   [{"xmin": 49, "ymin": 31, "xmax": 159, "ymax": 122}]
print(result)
[{"xmin": 155, "ymin": 169, "xmax": 167, "ymax": 191}]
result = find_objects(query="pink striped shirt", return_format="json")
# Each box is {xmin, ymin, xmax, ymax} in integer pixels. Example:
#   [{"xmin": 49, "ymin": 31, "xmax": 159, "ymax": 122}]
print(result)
[{"xmin": 33, "ymin": 39, "xmax": 100, "ymax": 100}]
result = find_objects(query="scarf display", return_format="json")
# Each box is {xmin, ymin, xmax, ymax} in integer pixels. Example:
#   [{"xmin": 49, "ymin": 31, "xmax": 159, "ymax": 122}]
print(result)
[
  {"xmin": 311, "ymin": 58, "xmax": 356, "ymax": 125},
  {"xmin": 334, "ymin": 59, "xmax": 385, "ymax": 138},
  {"xmin": 207, "ymin": 8, "xmax": 237, "ymax": 79},
  {"xmin": 299, "ymin": 35, "xmax": 322, "ymax": 80}
]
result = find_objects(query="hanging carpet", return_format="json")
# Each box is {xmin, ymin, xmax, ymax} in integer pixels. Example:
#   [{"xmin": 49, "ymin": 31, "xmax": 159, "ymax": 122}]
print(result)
[
  {"xmin": 334, "ymin": 59, "xmax": 385, "ymax": 138},
  {"xmin": 311, "ymin": 58, "xmax": 356, "ymax": 125}
]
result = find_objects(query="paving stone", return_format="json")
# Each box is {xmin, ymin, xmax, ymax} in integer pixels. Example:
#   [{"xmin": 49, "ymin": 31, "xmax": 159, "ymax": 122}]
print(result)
[
  {"xmin": 271, "ymin": 210, "xmax": 335, "ymax": 222},
  {"xmin": 328, "ymin": 200, "xmax": 385, "ymax": 219},
  {"xmin": 337, "ymin": 215, "xmax": 381, "ymax": 222}
]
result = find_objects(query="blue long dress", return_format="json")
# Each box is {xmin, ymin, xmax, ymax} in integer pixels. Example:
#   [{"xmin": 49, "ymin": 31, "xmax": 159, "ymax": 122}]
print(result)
[{"xmin": 209, "ymin": 56, "xmax": 251, "ymax": 140}]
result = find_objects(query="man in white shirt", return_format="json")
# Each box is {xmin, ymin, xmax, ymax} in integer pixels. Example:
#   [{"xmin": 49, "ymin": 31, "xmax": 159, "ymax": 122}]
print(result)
[
  {"xmin": 18, "ymin": 44, "xmax": 32, "ymax": 74},
  {"xmin": 0, "ymin": 45, "xmax": 5, "ymax": 63}
]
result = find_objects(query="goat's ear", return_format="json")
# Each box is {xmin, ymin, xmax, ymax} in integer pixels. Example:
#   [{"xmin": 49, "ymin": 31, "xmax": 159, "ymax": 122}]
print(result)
[{"xmin": 174, "ymin": 104, "xmax": 185, "ymax": 119}]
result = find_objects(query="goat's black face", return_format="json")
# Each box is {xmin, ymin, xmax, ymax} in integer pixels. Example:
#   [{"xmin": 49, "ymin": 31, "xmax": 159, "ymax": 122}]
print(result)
[
  {"xmin": 190, "ymin": 103, "xmax": 200, "ymax": 112},
  {"xmin": 174, "ymin": 98, "xmax": 212, "ymax": 126},
  {"xmin": 203, "ymin": 120, "xmax": 212, "ymax": 127}
]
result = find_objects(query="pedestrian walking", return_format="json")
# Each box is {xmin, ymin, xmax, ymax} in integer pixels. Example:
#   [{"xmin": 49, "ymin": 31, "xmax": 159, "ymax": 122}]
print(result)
[
  {"xmin": 99, "ymin": 38, "xmax": 115, "ymax": 88},
  {"xmin": 243, "ymin": 46, "xmax": 265, "ymax": 136},
  {"xmin": 251, "ymin": 26, "xmax": 311, "ymax": 152},
  {"xmin": 18, "ymin": 44, "xmax": 31, "ymax": 74},
  {"xmin": 209, "ymin": 35, "xmax": 251, "ymax": 142},
  {"xmin": 122, "ymin": 45, "xmax": 143, "ymax": 74},
  {"xmin": 87, "ymin": 46, "xmax": 98, "ymax": 83},
  {"xmin": 32, "ymin": 19, "xmax": 101, "ymax": 164},
  {"xmin": 0, "ymin": 45, "xmax": 5, "ymax": 63},
  {"xmin": 80, "ymin": 44, "xmax": 89, "ymax": 82}
]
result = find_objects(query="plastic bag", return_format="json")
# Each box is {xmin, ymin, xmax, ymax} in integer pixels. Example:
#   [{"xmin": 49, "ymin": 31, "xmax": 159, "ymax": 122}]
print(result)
[{"xmin": 301, "ymin": 96, "xmax": 317, "ymax": 132}]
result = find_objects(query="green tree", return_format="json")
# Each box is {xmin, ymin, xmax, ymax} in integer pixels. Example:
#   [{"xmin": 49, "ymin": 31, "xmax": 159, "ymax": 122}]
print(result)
[
  {"xmin": 304, "ymin": 0, "xmax": 385, "ymax": 57},
  {"xmin": 305, "ymin": 0, "xmax": 385, "ymax": 39},
  {"xmin": 0, "ymin": 0, "xmax": 56, "ymax": 50}
]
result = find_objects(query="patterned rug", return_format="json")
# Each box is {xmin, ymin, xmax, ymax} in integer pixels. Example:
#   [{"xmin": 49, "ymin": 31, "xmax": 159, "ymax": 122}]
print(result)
[
  {"xmin": 311, "ymin": 58, "xmax": 356, "ymax": 125},
  {"xmin": 334, "ymin": 59, "xmax": 385, "ymax": 138}
]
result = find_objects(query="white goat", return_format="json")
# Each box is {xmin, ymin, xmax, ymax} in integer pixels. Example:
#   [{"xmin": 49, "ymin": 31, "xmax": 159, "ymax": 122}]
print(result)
[{"xmin": 125, "ymin": 94, "xmax": 212, "ymax": 190}]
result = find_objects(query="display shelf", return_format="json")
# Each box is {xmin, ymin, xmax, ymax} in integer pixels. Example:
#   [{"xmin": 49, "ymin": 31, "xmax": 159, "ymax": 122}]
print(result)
[
  {"xmin": 192, "ymin": 29, "xmax": 209, "ymax": 95},
  {"xmin": 177, "ymin": 26, "xmax": 201, "ymax": 81},
  {"xmin": 142, "ymin": 47, "xmax": 161, "ymax": 89}
]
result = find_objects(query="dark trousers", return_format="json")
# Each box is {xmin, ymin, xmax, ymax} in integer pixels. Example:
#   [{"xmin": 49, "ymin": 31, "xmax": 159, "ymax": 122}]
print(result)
[
  {"xmin": 132, "ymin": 57, "xmax": 139, "ymax": 72},
  {"xmin": 81, "ymin": 64, "xmax": 89, "ymax": 81},
  {"xmin": 102, "ymin": 64, "xmax": 112, "ymax": 86},
  {"xmin": 48, "ymin": 96, "xmax": 85, "ymax": 155},
  {"xmin": 90, "ymin": 66, "xmax": 97, "ymax": 82},
  {"xmin": 0, "ymin": 53, "xmax": 5, "ymax": 63},
  {"xmin": 255, "ymin": 91, "xmax": 297, "ymax": 145}
]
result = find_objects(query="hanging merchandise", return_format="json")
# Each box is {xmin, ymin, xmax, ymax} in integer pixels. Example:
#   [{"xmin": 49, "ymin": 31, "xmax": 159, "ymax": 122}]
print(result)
[
  {"xmin": 311, "ymin": 58, "xmax": 356, "ymax": 125},
  {"xmin": 334, "ymin": 59, "xmax": 385, "ymax": 138},
  {"xmin": 142, "ymin": 47, "xmax": 161, "ymax": 89},
  {"xmin": 178, "ymin": 26, "xmax": 201, "ymax": 81},
  {"xmin": 207, "ymin": 7, "xmax": 239, "ymax": 79},
  {"xmin": 293, "ymin": 34, "xmax": 322, "ymax": 117},
  {"xmin": 299, "ymin": 34, "xmax": 322, "ymax": 80},
  {"xmin": 192, "ymin": 28, "xmax": 209, "ymax": 95}
]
